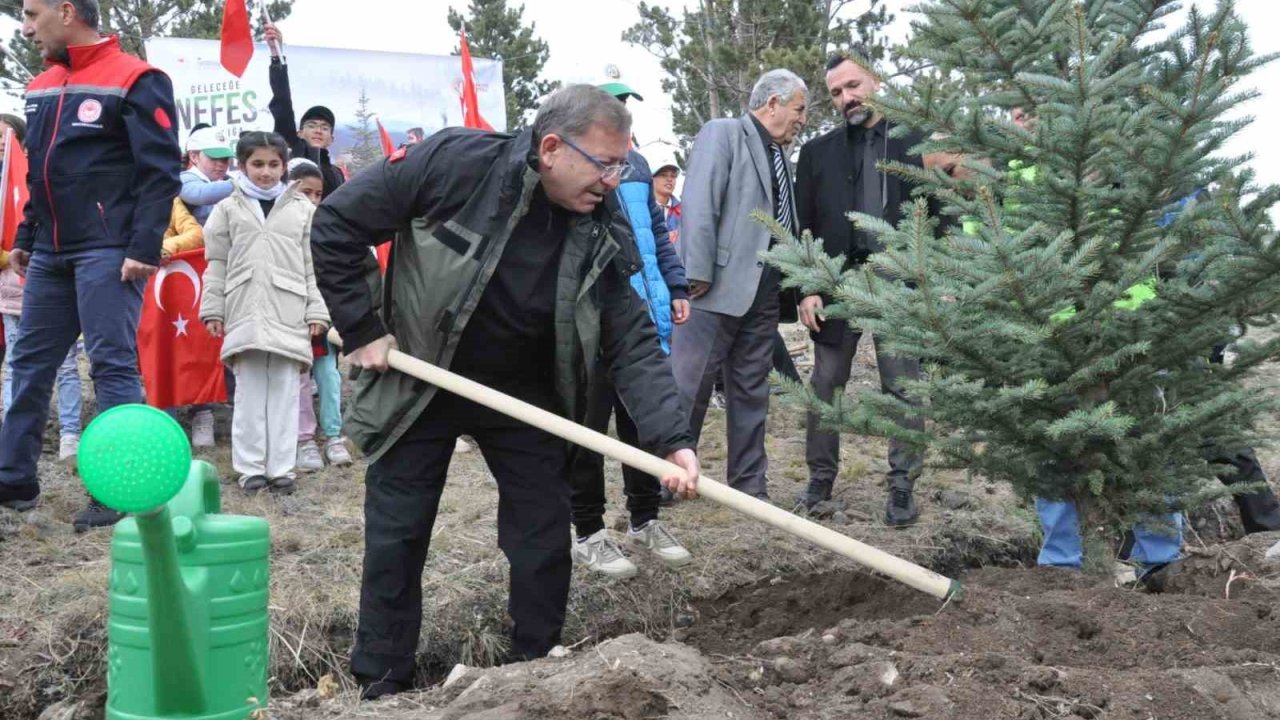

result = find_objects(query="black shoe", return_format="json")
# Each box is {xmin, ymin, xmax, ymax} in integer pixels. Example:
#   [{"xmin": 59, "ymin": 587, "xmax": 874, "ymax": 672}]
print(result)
[
  {"xmin": 268, "ymin": 475, "xmax": 296, "ymax": 495},
  {"xmin": 0, "ymin": 483, "xmax": 39, "ymax": 511},
  {"xmin": 794, "ymin": 479, "xmax": 833, "ymax": 513},
  {"xmin": 751, "ymin": 491, "xmax": 771, "ymax": 502},
  {"xmin": 238, "ymin": 475, "xmax": 268, "ymax": 494},
  {"xmin": 359, "ymin": 678, "xmax": 406, "ymax": 701},
  {"xmin": 73, "ymin": 499, "xmax": 123, "ymax": 533},
  {"xmin": 884, "ymin": 488, "xmax": 919, "ymax": 527}
]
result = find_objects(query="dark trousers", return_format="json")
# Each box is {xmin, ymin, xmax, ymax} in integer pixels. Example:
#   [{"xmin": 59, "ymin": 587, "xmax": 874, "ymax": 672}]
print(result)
[
  {"xmin": 350, "ymin": 391, "xmax": 572, "ymax": 686},
  {"xmin": 671, "ymin": 270, "xmax": 780, "ymax": 496},
  {"xmin": 713, "ymin": 330, "xmax": 798, "ymax": 394},
  {"xmin": 0, "ymin": 248, "xmax": 144, "ymax": 487},
  {"xmin": 570, "ymin": 380, "xmax": 662, "ymax": 538},
  {"xmin": 1210, "ymin": 446, "xmax": 1280, "ymax": 533},
  {"xmin": 807, "ymin": 327, "xmax": 923, "ymax": 489}
]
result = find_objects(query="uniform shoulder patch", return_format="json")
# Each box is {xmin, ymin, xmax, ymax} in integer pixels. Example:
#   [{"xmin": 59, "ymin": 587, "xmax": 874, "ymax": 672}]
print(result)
[
  {"xmin": 388, "ymin": 147, "xmax": 408, "ymax": 163},
  {"xmin": 153, "ymin": 107, "xmax": 172, "ymax": 129}
]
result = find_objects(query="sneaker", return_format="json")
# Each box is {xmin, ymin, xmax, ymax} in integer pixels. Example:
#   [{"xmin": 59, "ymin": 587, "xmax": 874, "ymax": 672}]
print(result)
[
  {"xmin": 794, "ymin": 479, "xmax": 833, "ymax": 513},
  {"xmin": 455, "ymin": 437, "xmax": 473, "ymax": 454},
  {"xmin": 628, "ymin": 519, "xmax": 692, "ymax": 569},
  {"xmin": 58, "ymin": 433, "xmax": 80, "ymax": 461},
  {"xmin": 238, "ymin": 475, "xmax": 268, "ymax": 494},
  {"xmin": 268, "ymin": 474, "xmax": 296, "ymax": 495},
  {"xmin": 572, "ymin": 529, "xmax": 638, "ymax": 579},
  {"xmin": 296, "ymin": 440, "xmax": 324, "ymax": 472},
  {"xmin": 324, "ymin": 437, "xmax": 354, "ymax": 466},
  {"xmin": 0, "ymin": 483, "xmax": 39, "ymax": 511},
  {"xmin": 885, "ymin": 487, "xmax": 919, "ymax": 527},
  {"xmin": 191, "ymin": 409, "xmax": 215, "ymax": 448},
  {"xmin": 73, "ymin": 498, "xmax": 123, "ymax": 532}
]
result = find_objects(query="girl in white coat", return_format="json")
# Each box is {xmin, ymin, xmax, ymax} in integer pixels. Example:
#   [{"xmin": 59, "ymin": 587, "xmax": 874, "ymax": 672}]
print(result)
[{"xmin": 200, "ymin": 132, "xmax": 330, "ymax": 493}]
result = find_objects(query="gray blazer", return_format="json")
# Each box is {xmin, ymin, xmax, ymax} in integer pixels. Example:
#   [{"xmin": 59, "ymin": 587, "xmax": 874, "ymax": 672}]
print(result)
[{"xmin": 679, "ymin": 113, "xmax": 792, "ymax": 318}]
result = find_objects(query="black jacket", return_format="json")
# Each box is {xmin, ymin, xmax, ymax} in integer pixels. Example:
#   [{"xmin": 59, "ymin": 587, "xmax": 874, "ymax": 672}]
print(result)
[
  {"xmin": 794, "ymin": 120, "xmax": 937, "ymax": 344},
  {"xmin": 268, "ymin": 58, "xmax": 345, "ymax": 196},
  {"xmin": 310, "ymin": 129, "xmax": 695, "ymax": 460}
]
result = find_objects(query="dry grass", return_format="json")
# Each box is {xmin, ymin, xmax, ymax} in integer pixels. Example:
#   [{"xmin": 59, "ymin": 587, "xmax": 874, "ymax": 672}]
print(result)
[{"xmin": 0, "ymin": 326, "xmax": 1107, "ymax": 718}]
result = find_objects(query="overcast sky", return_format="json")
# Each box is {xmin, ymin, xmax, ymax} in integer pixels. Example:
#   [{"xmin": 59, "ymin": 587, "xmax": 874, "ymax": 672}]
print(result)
[{"xmin": 0, "ymin": 0, "xmax": 1277, "ymax": 215}]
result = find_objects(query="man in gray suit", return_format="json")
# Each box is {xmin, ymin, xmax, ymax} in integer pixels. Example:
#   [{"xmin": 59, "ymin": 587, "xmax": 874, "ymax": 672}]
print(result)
[{"xmin": 671, "ymin": 69, "xmax": 808, "ymax": 499}]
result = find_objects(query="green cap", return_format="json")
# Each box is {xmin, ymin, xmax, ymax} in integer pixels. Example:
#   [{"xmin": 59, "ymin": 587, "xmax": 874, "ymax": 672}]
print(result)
[
  {"xmin": 599, "ymin": 81, "xmax": 643, "ymax": 102},
  {"xmin": 79, "ymin": 404, "xmax": 193, "ymax": 513}
]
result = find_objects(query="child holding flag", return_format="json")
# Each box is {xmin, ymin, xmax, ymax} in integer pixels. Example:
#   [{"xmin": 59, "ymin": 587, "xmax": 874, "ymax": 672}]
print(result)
[{"xmin": 201, "ymin": 132, "xmax": 330, "ymax": 493}]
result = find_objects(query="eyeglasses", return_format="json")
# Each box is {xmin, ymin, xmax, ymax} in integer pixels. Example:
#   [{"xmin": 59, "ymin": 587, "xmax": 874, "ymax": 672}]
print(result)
[
  {"xmin": 559, "ymin": 136, "xmax": 632, "ymax": 182},
  {"xmin": 301, "ymin": 121, "xmax": 332, "ymax": 133}
]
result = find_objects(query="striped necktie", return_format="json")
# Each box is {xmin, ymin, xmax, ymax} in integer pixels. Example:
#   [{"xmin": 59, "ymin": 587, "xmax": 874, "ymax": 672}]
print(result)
[{"xmin": 770, "ymin": 142, "xmax": 795, "ymax": 233}]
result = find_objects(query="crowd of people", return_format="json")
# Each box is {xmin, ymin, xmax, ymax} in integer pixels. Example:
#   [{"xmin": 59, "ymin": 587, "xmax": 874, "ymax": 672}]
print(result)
[{"xmin": 0, "ymin": 0, "xmax": 1277, "ymax": 702}]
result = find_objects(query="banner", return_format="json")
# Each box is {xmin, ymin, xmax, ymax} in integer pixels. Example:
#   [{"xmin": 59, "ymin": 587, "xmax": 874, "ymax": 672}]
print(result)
[
  {"xmin": 144, "ymin": 37, "xmax": 507, "ymax": 155},
  {"xmin": 138, "ymin": 249, "xmax": 227, "ymax": 409}
]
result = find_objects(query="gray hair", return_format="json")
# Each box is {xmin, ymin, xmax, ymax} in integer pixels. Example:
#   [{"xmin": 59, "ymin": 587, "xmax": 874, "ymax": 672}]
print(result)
[
  {"xmin": 748, "ymin": 69, "xmax": 807, "ymax": 111},
  {"xmin": 45, "ymin": 0, "xmax": 99, "ymax": 30},
  {"xmin": 532, "ymin": 84, "xmax": 632, "ymax": 145}
]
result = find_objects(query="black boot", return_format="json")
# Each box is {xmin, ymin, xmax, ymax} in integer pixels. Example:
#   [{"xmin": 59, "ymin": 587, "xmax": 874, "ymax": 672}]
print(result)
[
  {"xmin": 885, "ymin": 486, "xmax": 919, "ymax": 527},
  {"xmin": 358, "ymin": 678, "xmax": 406, "ymax": 701},
  {"xmin": 1215, "ymin": 448, "xmax": 1280, "ymax": 533},
  {"xmin": 73, "ymin": 498, "xmax": 124, "ymax": 533},
  {"xmin": 794, "ymin": 479, "xmax": 832, "ymax": 513},
  {"xmin": 0, "ymin": 482, "xmax": 39, "ymax": 511}
]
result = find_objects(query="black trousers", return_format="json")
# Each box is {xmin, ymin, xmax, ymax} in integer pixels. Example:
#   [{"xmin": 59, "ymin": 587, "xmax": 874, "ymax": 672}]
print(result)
[
  {"xmin": 1211, "ymin": 446, "xmax": 1280, "ymax": 533},
  {"xmin": 569, "ymin": 380, "xmax": 662, "ymax": 538},
  {"xmin": 349, "ymin": 390, "xmax": 572, "ymax": 686}
]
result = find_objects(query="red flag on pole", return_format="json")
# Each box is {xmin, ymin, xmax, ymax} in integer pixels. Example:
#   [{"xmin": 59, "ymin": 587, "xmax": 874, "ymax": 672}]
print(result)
[
  {"xmin": 459, "ymin": 29, "xmax": 494, "ymax": 131},
  {"xmin": 220, "ymin": 0, "xmax": 254, "ymax": 78},
  {"xmin": 376, "ymin": 118, "xmax": 395, "ymax": 157},
  {"xmin": 138, "ymin": 250, "xmax": 227, "ymax": 408},
  {"xmin": 0, "ymin": 129, "xmax": 29, "ymax": 252}
]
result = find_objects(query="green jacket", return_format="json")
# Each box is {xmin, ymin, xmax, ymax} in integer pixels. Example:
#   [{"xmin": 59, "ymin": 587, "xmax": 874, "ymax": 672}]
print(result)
[{"xmin": 310, "ymin": 128, "xmax": 694, "ymax": 462}]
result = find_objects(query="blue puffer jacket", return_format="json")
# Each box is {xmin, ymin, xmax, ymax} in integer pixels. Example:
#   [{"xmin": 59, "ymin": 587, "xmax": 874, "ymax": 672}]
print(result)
[{"xmin": 616, "ymin": 150, "xmax": 688, "ymax": 355}]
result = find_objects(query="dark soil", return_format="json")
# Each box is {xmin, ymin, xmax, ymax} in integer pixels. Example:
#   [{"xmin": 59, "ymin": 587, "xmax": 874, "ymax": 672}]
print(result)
[{"xmin": 679, "ymin": 541, "xmax": 1280, "ymax": 720}]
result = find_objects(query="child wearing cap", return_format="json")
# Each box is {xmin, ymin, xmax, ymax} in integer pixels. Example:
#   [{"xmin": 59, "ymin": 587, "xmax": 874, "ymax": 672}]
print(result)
[{"xmin": 180, "ymin": 126, "xmax": 235, "ymax": 226}]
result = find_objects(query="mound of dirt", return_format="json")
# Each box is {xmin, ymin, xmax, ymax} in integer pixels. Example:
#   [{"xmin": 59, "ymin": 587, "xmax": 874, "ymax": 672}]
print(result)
[
  {"xmin": 269, "ymin": 633, "xmax": 765, "ymax": 720},
  {"xmin": 681, "ymin": 542, "xmax": 1280, "ymax": 720}
]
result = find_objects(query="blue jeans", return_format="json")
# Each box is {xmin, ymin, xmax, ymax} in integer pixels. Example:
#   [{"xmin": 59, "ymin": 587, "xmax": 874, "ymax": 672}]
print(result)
[
  {"xmin": 1035, "ymin": 498, "xmax": 1182, "ymax": 571},
  {"xmin": 0, "ymin": 249, "xmax": 144, "ymax": 487},
  {"xmin": 312, "ymin": 340, "xmax": 341, "ymax": 438},
  {"xmin": 4, "ymin": 314, "xmax": 83, "ymax": 435}
]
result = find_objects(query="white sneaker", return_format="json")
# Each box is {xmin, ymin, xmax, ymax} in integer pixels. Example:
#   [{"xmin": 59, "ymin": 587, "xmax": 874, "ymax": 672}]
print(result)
[
  {"xmin": 455, "ymin": 437, "xmax": 473, "ymax": 453},
  {"xmin": 324, "ymin": 437, "xmax": 353, "ymax": 467},
  {"xmin": 296, "ymin": 440, "xmax": 325, "ymax": 472},
  {"xmin": 191, "ymin": 410, "xmax": 215, "ymax": 448},
  {"xmin": 628, "ymin": 519, "xmax": 693, "ymax": 569},
  {"xmin": 59, "ymin": 433, "xmax": 80, "ymax": 461},
  {"xmin": 572, "ymin": 529, "xmax": 638, "ymax": 579}
]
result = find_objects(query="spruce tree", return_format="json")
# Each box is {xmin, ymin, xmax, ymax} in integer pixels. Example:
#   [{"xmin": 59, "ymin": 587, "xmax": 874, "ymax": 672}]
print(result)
[
  {"xmin": 344, "ymin": 88, "xmax": 382, "ymax": 173},
  {"xmin": 764, "ymin": 0, "xmax": 1280, "ymax": 533}
]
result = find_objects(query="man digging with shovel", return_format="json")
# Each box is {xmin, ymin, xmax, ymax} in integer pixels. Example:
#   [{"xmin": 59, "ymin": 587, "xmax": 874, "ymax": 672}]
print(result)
[{"xmin": 310, "ymin": 84, "xmax": 701, "ymax": 700}]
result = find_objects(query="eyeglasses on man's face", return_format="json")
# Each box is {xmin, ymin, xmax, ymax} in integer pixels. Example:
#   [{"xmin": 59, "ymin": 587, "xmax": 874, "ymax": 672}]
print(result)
[{"xmin": 559, "ymin": 135, "xmax": 632, "ymax": 182}]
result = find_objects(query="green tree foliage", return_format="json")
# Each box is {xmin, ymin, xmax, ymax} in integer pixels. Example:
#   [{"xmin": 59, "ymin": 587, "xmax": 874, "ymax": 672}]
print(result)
[
  {"xmin": 344, "ymin": 87, "xmax": 382, "ymax": 173},
  {"xmin": 765, "ymin": 0, "xmax": 1280, "ymax": 532},
  {"xmin": 623, "ymin": 0, "xmax": 897, "ymax": 149},
  {"xmin": 447, "ymin": 0, "xmax": 556, "ymax": 130},
  {"xmin": 1, "ymin": 0, "xmax": 293, "ymax": 85}
]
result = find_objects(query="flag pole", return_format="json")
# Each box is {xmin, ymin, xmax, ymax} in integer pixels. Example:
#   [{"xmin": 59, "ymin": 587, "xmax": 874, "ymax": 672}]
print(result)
[{"xmin": 260, "ymin": 2, "xmax": 283, "ymax": 56}]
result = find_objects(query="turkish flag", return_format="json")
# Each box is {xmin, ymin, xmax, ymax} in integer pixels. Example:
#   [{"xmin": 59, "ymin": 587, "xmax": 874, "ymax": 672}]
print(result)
[
  {"xmin": 220, "ymin": 0, "xmax": 254, "ymax": 78},
  {"xmin": 1, "ymin": 129, "xmax": 29, "ymax": 252},
  {"xmin": 138, "ymin": 250, "xmax": 227, "ymax": 408},
  {"xmin": 459, "ymin": 30, "xmax": 494, "ymax": 131}
]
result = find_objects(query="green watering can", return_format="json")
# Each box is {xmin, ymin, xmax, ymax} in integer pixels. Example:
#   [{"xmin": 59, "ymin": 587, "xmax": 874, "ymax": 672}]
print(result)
[{"xmin": 80, "ymin": 405, "xmax": 270, "ymax": 720}]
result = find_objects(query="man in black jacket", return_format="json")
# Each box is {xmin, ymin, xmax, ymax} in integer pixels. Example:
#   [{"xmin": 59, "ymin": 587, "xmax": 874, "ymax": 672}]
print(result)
[
  {"xmin": 264, "ymin": 24, "xmax": 345, "ymax": 195},
  {"xmin": 311, "ymin": 84, "xmax": 700, "ymax": 700},
  {"xmin": 793, "ymin": 53, "xmax": 934, "ymax": 526}
]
